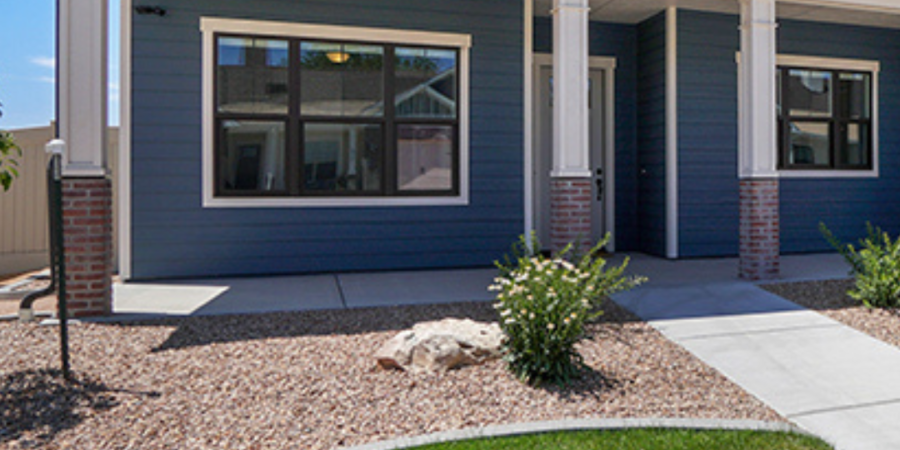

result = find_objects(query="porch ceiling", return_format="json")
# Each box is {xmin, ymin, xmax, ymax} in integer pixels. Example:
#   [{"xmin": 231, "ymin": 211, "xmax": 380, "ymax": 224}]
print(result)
[{"xmin": 533, "ymin": 0, "xmax": 900, "ymax": 30}]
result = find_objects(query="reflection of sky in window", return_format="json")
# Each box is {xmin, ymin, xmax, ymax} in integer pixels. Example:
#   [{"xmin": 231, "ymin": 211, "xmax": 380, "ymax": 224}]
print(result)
[{"xmin": 218, "ymin": 38, "xmax": 289, "ymax": 67}]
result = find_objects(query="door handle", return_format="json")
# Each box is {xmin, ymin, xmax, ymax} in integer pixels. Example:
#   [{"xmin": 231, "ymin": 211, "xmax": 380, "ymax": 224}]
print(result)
[{"xmin": 595, "ymin": 168, "xmax": 603, "ymax": 202}]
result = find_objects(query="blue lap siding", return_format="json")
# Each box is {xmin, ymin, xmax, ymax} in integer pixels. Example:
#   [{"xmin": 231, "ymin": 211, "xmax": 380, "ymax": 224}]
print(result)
[
  {"xmin": 637, "ymin": 12, "xmax": 668, "ymax": 257},
  {"xmin": 533, "ymin": 18, "xmax": 640, "ymax": 251},
  {"xmin": 131, "ymin": 0, "xmax": 524, "ymax": 279},
  {"xmin": 676, "ymin": 9, "xmax": 900, "ymax": 257}
]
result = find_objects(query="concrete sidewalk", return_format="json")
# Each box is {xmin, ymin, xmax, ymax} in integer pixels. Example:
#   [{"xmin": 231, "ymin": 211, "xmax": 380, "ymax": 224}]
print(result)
[{"xmin": 614, "ymin": 254, "xmax": 900, "ymax": 450}]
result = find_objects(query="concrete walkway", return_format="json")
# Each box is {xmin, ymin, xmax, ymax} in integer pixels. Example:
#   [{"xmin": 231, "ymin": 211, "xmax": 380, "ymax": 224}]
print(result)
[{"xmin": 614, "ymin": 253, "xmax": 900, "ymax": 450}]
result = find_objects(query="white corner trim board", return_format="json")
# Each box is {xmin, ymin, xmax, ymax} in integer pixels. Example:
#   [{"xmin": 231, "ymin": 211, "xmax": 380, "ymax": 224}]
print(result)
[
  {"xmin": 665, "ymin": 6, "xmax": 679, "ymax": 260},
  {"xmin": 524, "ymin": 0, "xmax": 535, "ymax": 240},
  {"xmin": 200, "ymin": 17, "xmax": 471, "ymax": 208},
  {"xmin": 118, "ymin": 0, "xmax": 133, "ymax": 280}
]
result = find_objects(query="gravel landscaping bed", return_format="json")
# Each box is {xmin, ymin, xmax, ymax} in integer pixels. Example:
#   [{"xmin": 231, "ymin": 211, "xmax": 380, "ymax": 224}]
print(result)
[
  {"xmin": 762, "ymin": 279, "xmax": 900, "ymax": 348},
  {"xmin": 0, "ymin": 300, "xmax": 782, "ymax": 450}
]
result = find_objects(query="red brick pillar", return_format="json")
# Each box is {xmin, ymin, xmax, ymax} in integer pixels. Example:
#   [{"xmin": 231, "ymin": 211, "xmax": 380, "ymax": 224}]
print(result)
[
  {"xmin": 62, "ymin": 177, "xmax": 113, "ymax": 317},
  {"xmin": 550, "ymin": 177, "xmax": 592, "ymax": 253},
  {"xmin": 739, "ymin": 178, "xmax": 780, "ymax": 280}
]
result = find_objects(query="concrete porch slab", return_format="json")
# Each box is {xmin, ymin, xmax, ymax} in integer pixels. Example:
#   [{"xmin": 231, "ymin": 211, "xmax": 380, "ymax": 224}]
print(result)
[
  {"xmin": 113, "ymin": 274, "xmax": 344, "ymax": 317},
  {"xmin": 338, "ymin": 268, "xmax": 496, "ymax": 309}
]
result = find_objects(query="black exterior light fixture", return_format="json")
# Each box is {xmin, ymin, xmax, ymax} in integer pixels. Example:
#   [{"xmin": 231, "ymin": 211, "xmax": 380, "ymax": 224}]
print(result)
[{"xmin": 135, "ymin": 6, "xmax": 167, "ymax": 16}]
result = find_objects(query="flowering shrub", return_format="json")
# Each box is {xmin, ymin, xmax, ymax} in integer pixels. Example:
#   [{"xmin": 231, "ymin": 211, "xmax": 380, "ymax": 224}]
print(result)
[
  {"xmin": 822, "ymin": 222, "xmax": 900, "ymax": 308},
  {"xmin": 491, "ymin": 234, "xmax": 645, "ymax": 386}
]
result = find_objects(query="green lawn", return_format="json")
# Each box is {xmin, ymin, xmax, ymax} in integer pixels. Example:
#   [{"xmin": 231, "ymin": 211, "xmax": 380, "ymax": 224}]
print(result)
[{"xmin": 411, "ymin": 429, "xmax": 833, "ymax": 450}]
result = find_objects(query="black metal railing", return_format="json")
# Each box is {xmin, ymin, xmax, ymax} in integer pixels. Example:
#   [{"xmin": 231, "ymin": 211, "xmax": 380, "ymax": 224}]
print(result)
[{"xmin": 19, "ymin": 147, "xmax": 70, "ymax": 380}]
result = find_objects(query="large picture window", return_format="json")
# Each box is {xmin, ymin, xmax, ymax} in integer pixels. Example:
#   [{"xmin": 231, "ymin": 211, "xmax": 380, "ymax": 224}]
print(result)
[
  {"xmin": 778, "ymin": 66, "xmax": 874, "ymax": 171},
  {"xmin": 202, "ymin": 19, "xmax": 470, "ymax": 206}
]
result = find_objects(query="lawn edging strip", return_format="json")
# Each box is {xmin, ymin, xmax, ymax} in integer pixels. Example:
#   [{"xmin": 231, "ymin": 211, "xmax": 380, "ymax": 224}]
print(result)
[{"xmin": 338, "ymin": 418, "xmax": 817, "ymax": 450}]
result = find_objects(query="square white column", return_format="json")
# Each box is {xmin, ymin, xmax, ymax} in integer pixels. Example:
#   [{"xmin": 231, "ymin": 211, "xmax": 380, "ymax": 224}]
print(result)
[
  {"xmin": 551, "ymin": 0, "xmax": 591, "ymax": 178},
  {"xmin": 58, "ymin": 0, "xmax": 109, "ymax": 177},
  {"xmin": 738, "ymin": 0, "xmax": 778, "ymax": 179}
]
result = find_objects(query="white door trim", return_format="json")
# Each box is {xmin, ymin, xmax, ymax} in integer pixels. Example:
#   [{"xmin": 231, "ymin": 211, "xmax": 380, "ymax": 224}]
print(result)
[
  {"xmin": 118, "ymin": 0, "xmax": 133, "ymax": 280},
  {"xmin": 524, "ymin": 0, "xmax": 535, "ymax": 246},
  {"xmin": 532, "ymin": 53, "xmax": 617, "ymax": 252}
]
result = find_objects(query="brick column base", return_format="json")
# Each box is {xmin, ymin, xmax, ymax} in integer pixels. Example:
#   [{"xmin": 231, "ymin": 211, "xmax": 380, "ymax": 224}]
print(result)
[
  {"xmin": 739, "ymin": 178, "xmax": 780, "ymax": 281},
  {"xmin": 62, "ymin": 177, "xmax": 113, "ymax": 317},
  {"xmin": 550, "ymin": 177, "xmax": 592, "ymax": 254}
]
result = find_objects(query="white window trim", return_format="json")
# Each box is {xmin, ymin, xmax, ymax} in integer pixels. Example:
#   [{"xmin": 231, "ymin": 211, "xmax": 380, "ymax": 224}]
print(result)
[
  {"xmin": 200, "ymin": 17, "xmax": 472, "ymax": 208},
  {"xmin": 737, "ymin": 52, "xmax": 880, "ymax": 179}
]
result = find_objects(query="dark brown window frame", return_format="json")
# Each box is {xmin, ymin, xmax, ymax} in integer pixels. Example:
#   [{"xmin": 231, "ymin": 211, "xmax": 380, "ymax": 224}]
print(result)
[
  {"xmin": 213, "ymin": 33, "xmax": 461, "ymax": 198},
  {"xmin": 778, "ymin": 65, "xmax": 874, "ymax": 171}
]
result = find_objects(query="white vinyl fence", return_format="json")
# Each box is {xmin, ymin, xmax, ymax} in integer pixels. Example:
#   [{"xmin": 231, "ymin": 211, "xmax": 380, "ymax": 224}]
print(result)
[{"xmin": 0, "ymin": 124, "xmax": 118, "ymax": 277}]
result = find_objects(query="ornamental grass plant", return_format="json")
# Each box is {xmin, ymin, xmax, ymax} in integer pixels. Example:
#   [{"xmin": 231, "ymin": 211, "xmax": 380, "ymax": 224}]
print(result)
[{"xmin": 491, "ymin": 234, "xmax": 645, "ymax": 386}]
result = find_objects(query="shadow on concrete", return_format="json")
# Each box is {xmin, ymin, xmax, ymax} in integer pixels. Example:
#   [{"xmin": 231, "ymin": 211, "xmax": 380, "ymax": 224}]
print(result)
[{"xmin": 0, "ymin": 369, "xmax": 136, "ymax": 446}]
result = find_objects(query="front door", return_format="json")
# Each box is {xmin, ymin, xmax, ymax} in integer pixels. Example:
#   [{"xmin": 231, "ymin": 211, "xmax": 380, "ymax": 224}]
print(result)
[{"xmin": 533, "ymin": 58, "xmax": 613, "ymax": 251}]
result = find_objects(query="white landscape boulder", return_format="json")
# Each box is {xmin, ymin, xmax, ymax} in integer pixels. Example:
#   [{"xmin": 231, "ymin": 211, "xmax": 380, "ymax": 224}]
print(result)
[{"xmin": 375, "ymin": 318, "xmax": 504, "ymax": 372}]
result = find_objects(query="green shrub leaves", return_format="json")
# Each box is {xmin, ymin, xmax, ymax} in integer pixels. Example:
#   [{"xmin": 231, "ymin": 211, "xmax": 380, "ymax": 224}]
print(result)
[
  {"xmin": 821, "ymin": 223, "xmax": 900, "ymax": 309},
  {"xmin": 492, "ymin": 234, "xmax": 645, "ymax": 386}
]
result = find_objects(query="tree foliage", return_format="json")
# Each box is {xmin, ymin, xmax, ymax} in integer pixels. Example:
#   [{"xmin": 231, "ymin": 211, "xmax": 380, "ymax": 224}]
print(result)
[{"xmin": 0, "ymin": 105, "xmax": 22, "ymax": 191}]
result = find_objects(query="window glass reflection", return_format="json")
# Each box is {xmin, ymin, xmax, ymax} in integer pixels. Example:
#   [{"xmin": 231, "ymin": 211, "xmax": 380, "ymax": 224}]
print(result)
[
  {"xmin": 217, "ymin": 38, "xmax": 290, "ymax": 114},
  {"xmin": 300, "ymin": 43, "xmax": 384, "ymax": 117},
  {"xmin": 304, "ymin": 123, "xmax": 382, "ymax": 192},
  {"xmin": 397, "ymin": 125, "xmax": 454, "ymax": 191},
  {"xmin": 787, "ymin": 69, "xmax": 832, "ymax": 118},
  {"xmin": 221, "ymin": 120, "xmax": 286, "ymax": 192},
  {"xmin": 395, "ymin": 47, "xmax": 457, "ymax": 119},
  {"xmin": 788, "ymin": 121, "xmax": 830, "ymax": 165}
]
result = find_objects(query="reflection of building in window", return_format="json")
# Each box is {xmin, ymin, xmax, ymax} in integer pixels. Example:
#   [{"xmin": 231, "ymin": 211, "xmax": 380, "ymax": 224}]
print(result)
[
  {"xmin": 221, "ymin": 121, "xmax": 286, "ymax": 192},
  {"xmin": 398, "ymin": 125, "xmax": 453, "ymax": 191}
]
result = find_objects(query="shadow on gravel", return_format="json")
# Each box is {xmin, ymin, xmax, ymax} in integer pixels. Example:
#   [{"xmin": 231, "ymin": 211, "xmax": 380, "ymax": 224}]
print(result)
[
  {"xmin": 0, "ymin": 369, "xmax": 120, "ymax": 446},
  {"xmin": 761, "ymin": 279, "xmax": 861, "ymax": 312},
  {"xmin": 95, "ymin": 297, "xmax": 642, "ymax": 355}
]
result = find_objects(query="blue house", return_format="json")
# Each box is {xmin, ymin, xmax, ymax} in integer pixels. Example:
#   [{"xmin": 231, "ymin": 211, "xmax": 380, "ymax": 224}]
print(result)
[{"xmin": 48, "ymin": 0, "xmax": 900, "ymax": 313}]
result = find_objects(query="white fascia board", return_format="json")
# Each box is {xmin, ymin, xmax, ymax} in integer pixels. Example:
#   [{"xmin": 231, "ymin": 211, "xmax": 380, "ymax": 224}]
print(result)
[{"xmin": 780, "ymin": 0, "xmax": 900, "ymax": 14}]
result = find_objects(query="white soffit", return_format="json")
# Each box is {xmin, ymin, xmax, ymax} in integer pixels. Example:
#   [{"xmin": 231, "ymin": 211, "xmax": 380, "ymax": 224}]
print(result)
[{"xmin": 534, "ymin": 0, "xmax": 900, "ymax": 29}]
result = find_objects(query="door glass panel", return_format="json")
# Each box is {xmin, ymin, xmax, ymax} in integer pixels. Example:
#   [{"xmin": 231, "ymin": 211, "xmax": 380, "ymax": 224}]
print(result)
[
  {"xmin": 300, "ymin": 43, "xmax": 384, "ymax": 117},
  {"xmin": 395, "ymin": 48, "xmax": 457, "ymax": 119},
  {"xmin": 217, "ymin": 38, "xmax": 290, "ymax": 114},
  {"xmin": 787, "ymin": 69, "xmax": 832, "ymax": 118},
  {"xmin": 397, "ymin": 125, "xmax": 454, "ymax": 191},
  {"xmin": 787, "ymin": 121, "xmax": 830, "ymax": 166},
  {"xmin": 221, "ymin": 120, "xmax": 286, "ymax": 192},
  {"xmin": 303, "ymin": 123, "xmax": 382, "ymax": 192}
]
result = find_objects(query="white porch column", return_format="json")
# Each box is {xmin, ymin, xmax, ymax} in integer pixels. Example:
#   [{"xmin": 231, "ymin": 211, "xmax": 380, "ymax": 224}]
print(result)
[
  {"xmin": 549, "ymin": 0, "xmax": 592, "ymax": 252},
  {"xmin": 738, "ymin": 0, "xmax": 780, "ymax": 280},
  {"xmin": 57, "ymin": 0, "xmax": 113, "ymax": 316},
  {"xmin": 59, "ymin": 0, "xmax": 109, "ymax": 176}
]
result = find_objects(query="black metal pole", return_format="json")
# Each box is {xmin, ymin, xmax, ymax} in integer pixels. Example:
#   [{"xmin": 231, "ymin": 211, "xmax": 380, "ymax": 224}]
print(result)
[{"xmin": 51, "ymin": 153, "xmax": 70, "ymax": 382}]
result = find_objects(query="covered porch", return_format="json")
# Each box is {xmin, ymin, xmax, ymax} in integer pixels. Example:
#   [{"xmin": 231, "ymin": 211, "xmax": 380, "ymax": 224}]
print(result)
[{"xmin": 53, "ymin": 0, "xmax": 900, "ymax": 316}]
